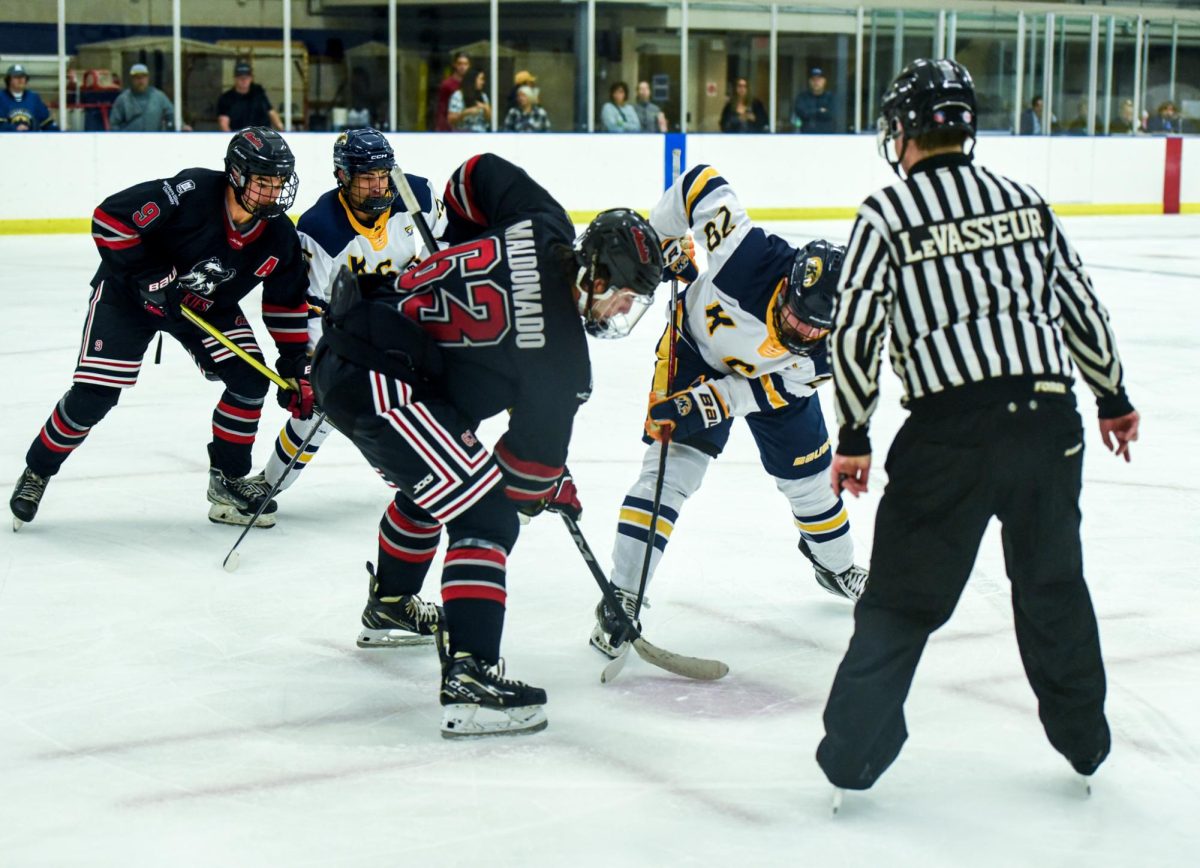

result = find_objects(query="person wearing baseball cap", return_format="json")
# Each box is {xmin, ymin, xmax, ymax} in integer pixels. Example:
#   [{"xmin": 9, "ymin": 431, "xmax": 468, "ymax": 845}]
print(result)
[
  {"xmin": 793, "ymin": 65, "xmax": 837, "ymax": 134},
  {"xmin": 110, "ymin": 62, "xmax": 188, "ymax": 132},
  {"xmin": 1, "ymin": 63, "xmax": 58, "ymax": 132},
  {"xmin": 218, "ymin": 59, "xmax": 283, "ymax": 132}
]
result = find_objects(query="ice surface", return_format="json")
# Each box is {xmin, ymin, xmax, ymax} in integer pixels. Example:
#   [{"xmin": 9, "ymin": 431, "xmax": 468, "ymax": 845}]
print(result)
[{"xmin": 2, "ymin": 217, "xmax": 1198, "ymax": 866}]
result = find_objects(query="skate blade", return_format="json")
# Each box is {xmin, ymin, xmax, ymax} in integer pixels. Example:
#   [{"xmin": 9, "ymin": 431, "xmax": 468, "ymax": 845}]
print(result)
[
  {"xmin": 589, "ymin": 623, "xmax": 628, "ymax": 660},
  {"xmin": 208, "ymin": 504, "xmax": 276, "ymax": 528},
  {"xmin": 831, "ymin": 788, "xmax": 844, "ymax": 816},
  {"xmin": 356, "ymin": 628, "xmax": 435, "ymax": 648},
  {"xmin": 441, "ymin": 703, "xmax": 547, "ymax": 739},
  {"xmin": 12, "ymin": 516, "xmax": 24, "ymax": 532}
]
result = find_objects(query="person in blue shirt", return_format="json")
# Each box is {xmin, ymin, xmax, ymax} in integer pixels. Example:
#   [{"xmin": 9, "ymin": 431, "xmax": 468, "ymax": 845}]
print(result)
[
  {"xmin": 793, "ymin": 67, "xmax": 837, "ymax": 133},
  {"xmin": 0, "ymin": 65, "xmax": 58, "ymax": 132}
]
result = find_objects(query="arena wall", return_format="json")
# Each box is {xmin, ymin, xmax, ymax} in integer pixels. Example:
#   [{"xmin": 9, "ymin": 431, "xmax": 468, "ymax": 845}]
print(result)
[{"xmin": 0, "ymin": 133, "xmax": 1192, "ymax": 232}]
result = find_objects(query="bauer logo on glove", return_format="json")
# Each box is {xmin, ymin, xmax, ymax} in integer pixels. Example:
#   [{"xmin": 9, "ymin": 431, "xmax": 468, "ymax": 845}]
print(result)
[{"xmin": 648, "ymin": 380, "xmax": 729, "ymax": 441}]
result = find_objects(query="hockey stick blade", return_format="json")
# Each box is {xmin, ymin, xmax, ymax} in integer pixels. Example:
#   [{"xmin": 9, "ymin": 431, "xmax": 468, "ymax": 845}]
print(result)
[{"xmin": 560, "ymin": 514, "xmax": 728, "ymax": 683}]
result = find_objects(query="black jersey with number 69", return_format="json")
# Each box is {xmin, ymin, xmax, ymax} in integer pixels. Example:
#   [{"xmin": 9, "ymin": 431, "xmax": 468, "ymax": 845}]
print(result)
[{"xmin": 389, "ymin": 153, "xmax": 591, "ymax": 500}]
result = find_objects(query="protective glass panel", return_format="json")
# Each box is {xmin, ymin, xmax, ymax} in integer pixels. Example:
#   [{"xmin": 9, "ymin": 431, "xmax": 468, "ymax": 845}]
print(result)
[
  {"xmin": 951, "ymin": 12, "xmax": 1021, "ymax": 134},
  {"xmin": 777, "ymin": 5, "xmax": 858, "ymax": 134},
  {"xmin": 687, "ymin": 2, "xmax": 771, "ymax": 133},
  {"xmin": 499, "ymin": 2, "xmax": 582, "ymax": 132},
  {"xmin": 596, "ymin": 1, "xmax": 683, "ymax": 133}
]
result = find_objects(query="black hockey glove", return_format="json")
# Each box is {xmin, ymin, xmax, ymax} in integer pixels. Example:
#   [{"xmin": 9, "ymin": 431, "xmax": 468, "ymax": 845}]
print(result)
[
  {"xmin": 136, "ymin": 266, "xmax": 180, "ymax": 319},
  {"xmin": 515, "ymin": 472, "xmax": 582, "ymax": 524},
  {"xmin": 277, "ymin": 355, "xmax": 315, "ymax": 420}
]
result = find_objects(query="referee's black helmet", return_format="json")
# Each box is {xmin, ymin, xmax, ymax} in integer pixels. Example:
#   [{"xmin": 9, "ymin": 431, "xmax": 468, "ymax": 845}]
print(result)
[{"xmin": 878, "ymin": 59, "xmax": 976, "ymax": 168}]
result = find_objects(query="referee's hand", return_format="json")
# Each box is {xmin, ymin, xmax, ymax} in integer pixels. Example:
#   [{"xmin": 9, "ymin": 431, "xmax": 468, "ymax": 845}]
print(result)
[
  {"xmin": 832, "ymin": 453, "xmax": 871, "ymax": 498},
  {"xmin": 1099, "ymin": 410, "xmax": 1140, "ymax": 463}
]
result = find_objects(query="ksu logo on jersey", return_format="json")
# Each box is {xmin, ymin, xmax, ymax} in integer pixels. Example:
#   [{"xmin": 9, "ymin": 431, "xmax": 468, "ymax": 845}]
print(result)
[
  {"xmin": 897, "ymin": 205, "xmax": 1047, "ymax": 265},
  {"xmin": 180, "ymin": 257, "xmax": 237, "ymax": 296}
]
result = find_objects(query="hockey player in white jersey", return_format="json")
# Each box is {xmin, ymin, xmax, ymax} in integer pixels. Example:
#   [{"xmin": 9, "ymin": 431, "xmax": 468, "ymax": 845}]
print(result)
[
  {"xmin": 591, "ymin": 164, "xmax": 869, "ymax": 658},
  {"xmin": 260, "ymin": 128, "xmax": 446, "ymax": 493}
]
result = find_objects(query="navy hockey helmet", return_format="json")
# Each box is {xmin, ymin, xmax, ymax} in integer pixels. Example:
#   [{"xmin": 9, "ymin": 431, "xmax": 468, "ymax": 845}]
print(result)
[
  {"xmin": 224, "ymin": 126, "xmax": 299, "ymax": 219},
  {"xmin": 774, "ymin": 239, "xmax": 845, "ymax": 356},
  {"xmin": 573, "ymin": 208, "xmax": 663, "ymax": 339},
  {"xmin": 878, "ymin": 58, "xmax": 976, "ymax": 174},
  {"xmin": 333, "ymin": 127, "xmax": 397, "ymax": 215}
]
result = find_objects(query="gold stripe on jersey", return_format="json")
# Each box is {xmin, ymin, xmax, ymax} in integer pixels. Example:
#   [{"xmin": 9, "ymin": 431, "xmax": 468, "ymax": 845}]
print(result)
[
  {"xmin": 759, "ymin": 374, "xmax": 788, "ymax": 409},
  {"xmin": 757, "ymin": 278, "xmax": 790, "ymax": 359},
  {"xmin": 338, "ymin": 192, "xmax": 390, "ymax": 252},
  {"xmin": 685, "ymin": 167, "xmax": 721, "ymax": 223}
]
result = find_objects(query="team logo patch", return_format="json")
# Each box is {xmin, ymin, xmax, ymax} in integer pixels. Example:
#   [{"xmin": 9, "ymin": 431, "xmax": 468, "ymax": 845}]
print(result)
[
  {"xmin": 175, "ymin": 180, "xmax": 196, "ymax": 195},
  {"xmin": 803, "ymin": 256, "xmax": 823, "ymax": 288},
  {"xmin": 460, "ymin": 430, "xmax": 478, "ymax": 448},
  {"xmin": 180, "ymin": 257, "xmax": 237, "ymax": 296},
  {"xmin": 631, "ymin": 226, "xmax": 651, "ymax": 264},
  {"xmin": 244, "ymin": 131, "xmax": 264, "ymax": 149}
]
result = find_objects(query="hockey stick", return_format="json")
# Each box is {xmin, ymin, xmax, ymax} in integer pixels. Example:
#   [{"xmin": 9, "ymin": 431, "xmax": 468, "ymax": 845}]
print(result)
[
  {"xmin": 560, "ymin": 513, "xmax": 728, "ymax": 682},
  {"xmin": 390, "ymin": 166, "xmax": 440, "ymax": 260},
  {"xmin": 179, "ymin": 306, "xmax": 295, "ymax": 391},
  {"xmin": 221, "ymin": 410, "xmax": 329, "ymax": 573}
]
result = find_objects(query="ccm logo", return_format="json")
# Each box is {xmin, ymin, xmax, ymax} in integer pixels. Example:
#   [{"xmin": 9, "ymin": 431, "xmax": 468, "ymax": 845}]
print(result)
[{"xmin": 148, "ymin": 267, "xmax": 177, "ymax": 291}]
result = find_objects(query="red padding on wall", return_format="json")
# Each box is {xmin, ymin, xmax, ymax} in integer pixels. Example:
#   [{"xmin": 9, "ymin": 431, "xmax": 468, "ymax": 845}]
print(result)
[{"xmin": 1163, "ymin": 137, "xmax": 1183, "ymax": 215}]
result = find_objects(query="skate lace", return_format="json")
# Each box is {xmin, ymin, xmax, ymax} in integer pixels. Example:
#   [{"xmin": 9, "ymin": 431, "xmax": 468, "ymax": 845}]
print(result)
[
  {"xmin": 485, "ymin": 658, "xmax": 524, "ymax": 687},
  {"xmin": 405, "ymin": 595, "xmax": 440, "ymax": 625},
  {"xmin": 837, "ymin": 566, "xmax": 869, "ymax": 600},
  {"xmin": 228, "ymin": 473, "xmax": 271, "ymax": 501},
  {"xmin": 15, "ymin": 471, "xmax": 47, "ymax": 502},
  {"xmin": 614, "ymin": 588, "xmax": 646, "ymax": 619}
]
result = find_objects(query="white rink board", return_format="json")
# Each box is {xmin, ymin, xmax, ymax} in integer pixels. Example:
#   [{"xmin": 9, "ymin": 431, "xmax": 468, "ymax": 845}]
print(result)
[
  {"xmin": 0, "ymin": 133, "xmax": 1189, "ymax": 223},
  {"xmin": 1, "ymin": 216, "xmax": 1199, "ymax": 866}
]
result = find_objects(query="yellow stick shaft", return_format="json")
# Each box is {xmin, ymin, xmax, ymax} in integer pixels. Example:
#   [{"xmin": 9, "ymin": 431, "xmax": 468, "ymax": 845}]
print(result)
[{"xmin": 179, "ymin": 306, "xmax": 294, "ymax": 390}]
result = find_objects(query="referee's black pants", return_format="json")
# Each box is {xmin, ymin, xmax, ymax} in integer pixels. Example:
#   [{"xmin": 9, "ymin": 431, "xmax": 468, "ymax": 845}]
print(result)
[{"xmin": 817, "ymin": 391, "xmax": 1110, "ymax": 789}]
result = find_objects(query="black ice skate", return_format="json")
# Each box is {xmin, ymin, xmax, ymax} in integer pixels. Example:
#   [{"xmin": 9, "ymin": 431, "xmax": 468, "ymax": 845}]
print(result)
[
  {"xmin": 440, "ymin": 653, "xmax": 547, "ymax": 738},
  {"xmin": 589, "ymin": 587, "xmax": 644, "ymax": 659},
  {"xmin": 10, "ymin": 467, "xmax": 49, "ymax": 531},
  {"xmin": 357, "ymin": 562, "xmax": 443, "ymax": 648},
  {"xmin": 207, "ymin": 469, "xmax": 278, "ymax": 528},
  {"xmin": 799, "ymin": 538, "xmax": 869, "ymax": 601}
]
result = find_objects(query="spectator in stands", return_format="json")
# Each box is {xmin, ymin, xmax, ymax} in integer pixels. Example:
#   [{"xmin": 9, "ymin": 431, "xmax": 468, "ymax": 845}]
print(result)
[
  {"xmin": 507, "ymin": 70, "xmax": 538, "ymax": 113},
  {"xmin": 110, "ymin": 63, "xmax": 188, "ymax": 132},
  {"xmin": 719, "ymin": 77, "xmax": 767, "ymax": 133},
  {"xmin": 435, "ymin": 52, "xmax": 470, "ymax": 132},
  {"xmin": 1019, "ymin": 95, "xmax": 1056, "ymax": 135},
  {"xmin": 600, "ymin": 81, "xmax": 640, "ymax": 132},
  {"xmin": 217, "ymin": 61, "xmax": 283, "ymax": 132},
  {"xmin": 793, "ymin": 67, "xmax": 836, "ymax": 133},
  {"xmin": 503, "ymin": 85, "xmax": 551, "ymax": 132},
  {"xmin": 1110, "ymin": 98, "xmax": 1140, "ymax": 134},
  {"xmin": 633, "ymin": 80, "xmax": 667, "ymax": 133},
  {"xmin": 449, "ymin": 68, "xmax": 491, "ymax": 132},
  {"xmin": 1063, "ymin": 98, "xmax": 1091, "ymax": 136},
  {"xmin": 0, "ymin": 64, "xmax": 58, "ymax": 132},
  {"xmin": 1147, "ymin": 101, "xmax": 1184, "ymax": 134}
]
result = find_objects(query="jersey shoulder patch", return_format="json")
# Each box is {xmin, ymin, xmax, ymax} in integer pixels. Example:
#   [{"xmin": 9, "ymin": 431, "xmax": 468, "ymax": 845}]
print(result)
[{"xmin": 297, "ymin": 189, "xmax": 358, "ymax": 257}]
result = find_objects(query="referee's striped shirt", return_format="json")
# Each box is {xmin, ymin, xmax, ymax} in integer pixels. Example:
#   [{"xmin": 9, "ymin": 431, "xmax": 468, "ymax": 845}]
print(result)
[{"xmin": 831, "ymin": 152, "xmax": 1132, "ymax": 452}]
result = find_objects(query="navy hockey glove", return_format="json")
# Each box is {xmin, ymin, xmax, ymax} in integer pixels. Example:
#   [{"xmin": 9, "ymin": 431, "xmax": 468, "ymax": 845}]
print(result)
[
  {"xmin": 648, "ymin": 381, "xmax": 729, "ymax": 442},
  {"xmin": 136, "ymin": 266, "xmax": 179, "ymax": 318},
  {"xmin": 515, "ymin": 473, "xmax": 583, "ymax": 524},
  {"xmin": 660, "ymin": 235, "xmax": 698, "ymax": 284},
  {"xmin": 277, "ymin": 355, "xmax": 315, "ymax": 420}
]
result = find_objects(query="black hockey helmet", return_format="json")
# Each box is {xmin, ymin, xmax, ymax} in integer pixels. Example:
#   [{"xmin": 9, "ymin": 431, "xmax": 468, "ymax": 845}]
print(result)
[
  {"xmin": 774, "ymin": 239, "xmax": 845, "ymax": 356},
  {"xmin": 573, "ymin": 208, "xmax": 663, "ymax": 339},
  {"xmin": 224, "ymin": 126, "xmax": 299, "ymax": 219},
  {"xmin": 878, "ymin": 58, "xmax": 976, "ymax": 174},
  {"xmin": 333, "ymin": 127, "xmax": 397, "ymax": 215}
]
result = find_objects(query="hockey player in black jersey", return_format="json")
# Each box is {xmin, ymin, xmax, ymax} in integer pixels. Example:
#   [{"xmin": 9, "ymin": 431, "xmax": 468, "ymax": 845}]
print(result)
[
  {"xmin": 9, "ymin": 127, "xmax": 311, "ymax": 530},
  {"xmin": 312, "ymin": 153, "xmax": 662, "ymax": 736}
]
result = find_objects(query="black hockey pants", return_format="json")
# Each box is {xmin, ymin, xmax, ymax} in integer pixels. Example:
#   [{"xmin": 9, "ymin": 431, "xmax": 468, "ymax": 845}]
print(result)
[
  {"xmin": 817, "ymin": 391, "xmax": 1110, "ymax": 789},
  {"xmin": 25, "ymin": 280, "xmax": 270, "ymax": 480}
]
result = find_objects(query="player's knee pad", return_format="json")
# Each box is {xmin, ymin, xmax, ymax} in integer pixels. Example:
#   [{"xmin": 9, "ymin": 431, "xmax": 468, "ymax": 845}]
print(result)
[
  {"xmin": 61, "ymin": 383, "xmax": 122, "ymax": 428},
  {"xmin": 218, "ymin": 365, "xmax": 270, "ymax": 401},
  {"xmin": 632, "ymin": 441, "xmax": 710, "ymax": 504},
  {"xmin": 774, "ymin": 473, "xmax": 841, "ymax": 516},
  {"xmin": 445, "ymin": 485, "xmax": 519, "ymax": 553}
]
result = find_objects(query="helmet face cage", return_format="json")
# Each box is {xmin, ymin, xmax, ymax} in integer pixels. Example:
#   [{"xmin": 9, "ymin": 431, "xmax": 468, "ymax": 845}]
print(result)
[
  {"xmin": 574, "ymin": 208, "xmax": 663, "ymax": 339},
  {"xmin": 333, "ymin": 128, "xmax": 397, "ymax": 216},
  {"xmin": 225, "ymin": 126, "xmax": 299, "ymax": 219},
  {"xmin": 877, "ymin": 58, "xmax": 977, "ymax": 175},
  {"xmin": 774, "ymin": 240, "xmax": 844, "ymax": 356}
]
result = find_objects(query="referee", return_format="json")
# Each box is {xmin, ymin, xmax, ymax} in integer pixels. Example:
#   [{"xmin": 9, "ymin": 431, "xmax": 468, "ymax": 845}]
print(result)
[{"xmin": 816, "ymin": 59, "xmax": 1141, "ymax": 794}]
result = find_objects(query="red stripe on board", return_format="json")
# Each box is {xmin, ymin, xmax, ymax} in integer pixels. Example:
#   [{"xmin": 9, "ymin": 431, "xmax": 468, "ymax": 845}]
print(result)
[
  {"xmin": 441, "ymin": 584, "xmax": 507, "ymax": 604},
  {"xmin": 1164, "ymin": 137, "xmax": 1183, "ymax": 215}
]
